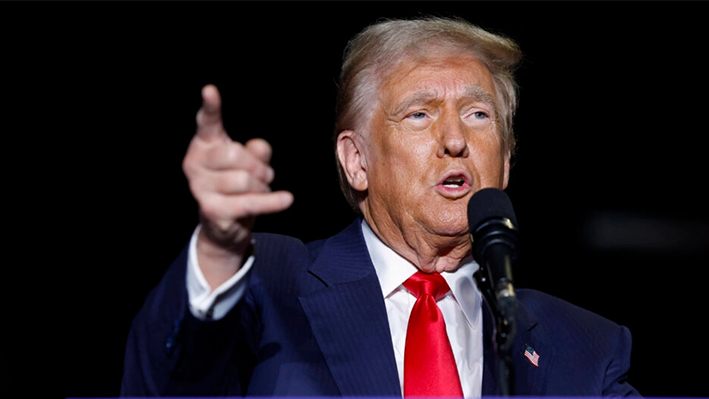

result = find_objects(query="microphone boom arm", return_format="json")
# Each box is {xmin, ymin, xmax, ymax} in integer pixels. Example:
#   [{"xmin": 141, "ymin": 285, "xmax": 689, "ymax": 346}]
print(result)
[
  {"xmin": 473, "ymin": 257, "xmax": 517, "ymax": 397},
  {"xmin": 471, "ymin": 218, "xmax": 519, "ymax": 396}
]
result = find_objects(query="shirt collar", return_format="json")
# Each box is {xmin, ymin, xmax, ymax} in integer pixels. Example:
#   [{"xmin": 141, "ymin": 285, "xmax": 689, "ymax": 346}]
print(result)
[{"xmin": 361, "ymin": 219, "xmax": 481, "ymax": 325}]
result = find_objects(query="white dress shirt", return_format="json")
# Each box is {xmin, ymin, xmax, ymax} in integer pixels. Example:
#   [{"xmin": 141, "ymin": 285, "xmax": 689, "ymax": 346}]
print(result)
[
  {"xmin": 360, "ymin": 220, "xmax": 484, "ymax": 398},
  {"xmin": 186, "ymin": 220, "xmax": 484, "ymax": 398},
  {"xmin": 186, "ymin": 224, "xmax": 255, "ymax": 320}
]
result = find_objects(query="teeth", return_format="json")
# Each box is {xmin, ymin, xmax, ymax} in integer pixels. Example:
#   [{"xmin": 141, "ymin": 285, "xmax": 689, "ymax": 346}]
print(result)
[{"xmin": 443, "ymin": 179, "xmax": 464, "ymax": 187}]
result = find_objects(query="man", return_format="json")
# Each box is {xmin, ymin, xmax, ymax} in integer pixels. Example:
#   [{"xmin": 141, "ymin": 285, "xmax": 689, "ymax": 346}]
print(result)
[{"xmin": 121, "ymin": 16, "xmax": 640, "ymax": 397}]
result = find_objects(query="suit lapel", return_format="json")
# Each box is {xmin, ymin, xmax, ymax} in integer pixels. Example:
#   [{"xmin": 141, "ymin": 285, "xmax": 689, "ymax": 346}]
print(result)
[
  {"xmin": 299, "ymin": 220, "xmax": 401, "ymax": 397},
  {"xmin": 514, "ymin": 296, "xmax": 555, "ymax": 396},
  {"xmin": 298, "ymin": 221, "xmax": 557, "ymax": 397},
  {"xmin": 481, "ymin": 294, "xmax": 555, "ymax": 396}
]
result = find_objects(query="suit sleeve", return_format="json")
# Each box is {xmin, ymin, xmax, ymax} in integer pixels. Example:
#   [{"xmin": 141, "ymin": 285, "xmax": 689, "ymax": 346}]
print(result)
[
  {"xmin": 602, "ymin": 324, "xmax": 642, "ymax": 397},
  {"xmin": 120, "ymin": 244, "xmax": 258, "ymax": 397}
]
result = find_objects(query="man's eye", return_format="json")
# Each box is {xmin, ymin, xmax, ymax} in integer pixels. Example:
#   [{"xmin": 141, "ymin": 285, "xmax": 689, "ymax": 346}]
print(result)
[
  {"xmin": 472, "ymin": 111, "xmax": 488, "ymax": 119},
  {"xmin": 409, "ymin": 111, "xmax": 427, "ymax": 119}
]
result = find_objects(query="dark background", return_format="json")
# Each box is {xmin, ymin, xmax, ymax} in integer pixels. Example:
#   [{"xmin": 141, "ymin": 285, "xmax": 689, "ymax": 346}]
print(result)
[{"xmin": 4, "ymin": 2, "xmax": 708, "ymax": 398}]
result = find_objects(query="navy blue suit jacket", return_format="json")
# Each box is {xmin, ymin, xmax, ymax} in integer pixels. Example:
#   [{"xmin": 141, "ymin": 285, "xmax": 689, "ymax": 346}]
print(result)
[{"xmin": 121, "ymin": 218, "xmax": 640, "ymax": 397}]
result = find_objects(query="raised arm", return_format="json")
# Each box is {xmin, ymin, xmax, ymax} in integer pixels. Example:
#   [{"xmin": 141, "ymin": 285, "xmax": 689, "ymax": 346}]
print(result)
[{"xmin": 183, "ymin": 84, "xmax": 294, "ymax": 290}]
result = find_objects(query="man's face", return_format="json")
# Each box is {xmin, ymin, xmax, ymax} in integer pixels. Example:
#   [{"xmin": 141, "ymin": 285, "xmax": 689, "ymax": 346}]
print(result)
[{"xmin": 361, "ymin": 52, "xmax": 510, "ymax": 244}]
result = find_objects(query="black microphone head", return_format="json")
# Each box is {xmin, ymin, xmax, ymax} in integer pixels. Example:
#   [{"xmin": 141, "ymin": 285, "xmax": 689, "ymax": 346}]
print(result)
[
  {"xmin": 467, "ymin": 188, "xmax": 518, "ymax": 231},
  {"xmin": 467, "ymin": 187, "xmax": 520, "ymax": 265}
]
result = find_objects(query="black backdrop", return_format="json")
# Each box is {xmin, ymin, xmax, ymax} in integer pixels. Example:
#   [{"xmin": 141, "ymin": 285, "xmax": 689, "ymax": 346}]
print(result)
[{"xmin": 4, "ymin": 2, "xmax": 708, "ymax": 398}]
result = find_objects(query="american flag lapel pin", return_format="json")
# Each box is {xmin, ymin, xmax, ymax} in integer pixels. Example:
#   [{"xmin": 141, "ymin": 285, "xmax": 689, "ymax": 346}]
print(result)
[{"xmin": 524, "ymin": 344, "xmax": 540, "ymax": 367}]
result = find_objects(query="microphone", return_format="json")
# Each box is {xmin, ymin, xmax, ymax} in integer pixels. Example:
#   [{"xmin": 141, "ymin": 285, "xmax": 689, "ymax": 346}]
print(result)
[{"xmin": 467, "ymin": 187, "xmax": 519, "ymax": 332}]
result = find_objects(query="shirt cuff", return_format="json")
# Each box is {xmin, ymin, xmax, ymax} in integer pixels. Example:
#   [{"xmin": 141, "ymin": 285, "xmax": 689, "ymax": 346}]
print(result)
[{"xmin": 186, "ymin": 224, "xmax": 255, "ymax": 320}]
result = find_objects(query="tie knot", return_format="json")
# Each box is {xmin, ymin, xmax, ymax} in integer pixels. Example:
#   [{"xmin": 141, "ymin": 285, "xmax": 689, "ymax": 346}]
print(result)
[{"xmin": 403, "ymin": 271, "xmax": 450, "ymax": 301}]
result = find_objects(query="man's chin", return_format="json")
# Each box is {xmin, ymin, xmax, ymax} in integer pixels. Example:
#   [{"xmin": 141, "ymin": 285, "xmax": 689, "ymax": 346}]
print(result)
[
  {"xmin": 416, "ymin": 261, "xmax": 466, "ymax": 274},
  {"xmin": 426, "ymin": 219, "xmax": 469, "ymax": 238}
]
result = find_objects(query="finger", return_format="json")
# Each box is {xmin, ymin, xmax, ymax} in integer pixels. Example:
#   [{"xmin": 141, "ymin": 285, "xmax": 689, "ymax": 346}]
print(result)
[
  {"xmin": 190, "ymin": 169, "xmax": 272, "ymax": 196},
  {"xmin": 245, "ymin": 138, "xmax": 273, "ymax": 164},
  {"xmin": 189, "ymin": 140, "xmax": 275, "ymax": 183},
  {"xmin": 195, "ymin": 84, "xmax": 226, "ymax": 141},
  {"xmin": 199, "ymin": 190, "xmax": 294, "ymax": 222}
]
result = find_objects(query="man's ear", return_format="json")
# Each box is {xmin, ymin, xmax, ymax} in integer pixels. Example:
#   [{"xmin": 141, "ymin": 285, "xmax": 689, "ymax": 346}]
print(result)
[
  {"xmin": 336, "ymin": 130, "xmax": 368, "ymax": 191},
  {"xmin": 502, "ymin": 150, "xmax": 511, "ymax": 189}
]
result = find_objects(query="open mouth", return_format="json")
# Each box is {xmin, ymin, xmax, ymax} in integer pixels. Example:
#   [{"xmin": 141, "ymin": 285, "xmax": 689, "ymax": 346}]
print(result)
[{"xmin": 442, "ymin": 177, "xmax": 466, "ymax": 188}]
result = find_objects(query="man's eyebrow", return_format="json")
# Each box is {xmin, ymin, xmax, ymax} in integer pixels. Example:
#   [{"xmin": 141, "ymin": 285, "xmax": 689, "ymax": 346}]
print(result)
[
  {"xmin": 392, "ymin": 86, "xmax": 498, "ymax": 116},
  {"xmin": 463, "ymin": 86, "xmax": 498, "ymax": 111},
  {"xmin": 392, "ymin": 90, "xmax": 439, "ymax": 116}
]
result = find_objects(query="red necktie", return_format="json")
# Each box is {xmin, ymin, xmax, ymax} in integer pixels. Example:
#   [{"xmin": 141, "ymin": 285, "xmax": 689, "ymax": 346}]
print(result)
[{"xmin": 403, "ymin": 271, "xmax": 464, "ymax": 397}]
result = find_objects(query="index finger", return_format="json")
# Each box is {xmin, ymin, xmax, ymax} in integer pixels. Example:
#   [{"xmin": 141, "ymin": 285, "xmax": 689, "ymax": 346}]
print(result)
[{"xmin": 195, "ymin": 84, "xmax": 226, "ymax": 141}]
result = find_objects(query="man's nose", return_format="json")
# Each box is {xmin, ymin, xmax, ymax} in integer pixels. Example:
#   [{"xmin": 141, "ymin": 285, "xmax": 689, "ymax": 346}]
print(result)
[{"xmin": 437, "ymin": 112, "xmax": 469, "ymax": 158}]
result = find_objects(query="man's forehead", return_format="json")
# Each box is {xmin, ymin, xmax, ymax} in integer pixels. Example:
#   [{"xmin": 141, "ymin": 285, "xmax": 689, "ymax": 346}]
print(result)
[
  {"xmin": 381, "ymin": 53, "xmax": 494, "ymax": 92},
  {"xmin": 398, "ymin": 85, "xmax": 496, "ymax": 102},
  {"xmin": 383, "ymin": 62, "xmax": 498, "ymax": 109}
]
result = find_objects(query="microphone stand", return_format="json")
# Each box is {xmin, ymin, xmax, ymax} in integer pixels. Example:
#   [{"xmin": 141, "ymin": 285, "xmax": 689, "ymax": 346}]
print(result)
[{"xmin": 474, "ymin": 264, "xmax": 517, "ymax": 396}]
